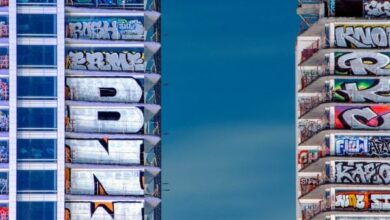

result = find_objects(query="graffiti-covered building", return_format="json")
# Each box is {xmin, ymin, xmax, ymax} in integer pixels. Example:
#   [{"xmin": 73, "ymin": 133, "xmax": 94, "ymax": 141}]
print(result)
[
  {"xmin": 0, "ymin": 0, "xmax": 162, "ymax": 219},
  {"xmin": 297, "ymin": 0, "xmax": 390, "ymax": 220}
]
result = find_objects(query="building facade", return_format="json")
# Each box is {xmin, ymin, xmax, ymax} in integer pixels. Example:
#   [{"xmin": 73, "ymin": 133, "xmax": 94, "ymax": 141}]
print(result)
[
  {"xmin": 297, "ymin": 0, "xmax": 390, "ymax": 220},
  {"xmin": 0, "ymin": 0, "xmax": 161, "ymax": 219}
]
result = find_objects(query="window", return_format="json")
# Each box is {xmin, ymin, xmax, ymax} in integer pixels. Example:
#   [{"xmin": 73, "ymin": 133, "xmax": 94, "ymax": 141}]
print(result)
[
  {"xmin": 17, "ymin": 77, "xmax": 57, "ymax": 99},
  {"xmin": 17, "ymin": 139, "xmax": 57, "ymax": 162},
  {"xmin": 98, "ymin": 111, "xmax": 121, "ymax": 120},
  {"xmin": 17, "ymin": 202, "xmax": 56, "ymax": 220},
  {"xmin": 17, "ymin": 14, "xmax": 57, "ymax": 37},
  {"xmin": 17, "ymin": 108, "xmax": 57, "ymax": 130},
  {"xmin": 17, "ymin": 170, "xmax": 57, "ymax": 193},
  {"xmin": 17, "ymin": 45, "xmax": 57, "ymax": 68},
  {"xmin": 17, "ymin": 0, "xmax": 57, "ymax": 5}
]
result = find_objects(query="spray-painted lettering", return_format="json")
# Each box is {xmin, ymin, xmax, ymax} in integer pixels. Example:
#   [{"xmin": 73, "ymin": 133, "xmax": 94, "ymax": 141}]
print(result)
[
  {"xmin": 66, "ymin": 51, "xmax": 144, "ymax": 72},
  {"xmin": 335, "ymin": 52, "xmax": 390, "ymax": 75},
  {"xmin": 364, "ymin": 0, "xmax": 390, "ymax": 17},
  {"xmin": 333, "ymin": 79, "xmax": 390, "ymax": 102},
  {"xmin": 335, "ymin": 106, "xmax": 390, "ymax": 129},
  {"xmin": 334, "ymin": 161, "xmax": 390, "ymax": 184},
  {"xmin": 335, "ymin": 25, "xmax": 390, "ymax": 48},
  {"xmin": 67, "ymin": 18, "xmax": 144, "ymax": 40}
]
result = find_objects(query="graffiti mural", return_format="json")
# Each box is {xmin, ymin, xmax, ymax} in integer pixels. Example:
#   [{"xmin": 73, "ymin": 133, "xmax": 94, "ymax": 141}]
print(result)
[
  {"xmin": 334, "ymin": 52, "xmax": 390, "ymax": 76},
  {"xmin": 66, "ymin": 77, "xmax": 143, "ymax": 103},
  {"xmin": 65, "ymin": 201, "xmax": 144, "ymax": 220},
  {"xmin": 66, "ymin": 106, "xmax": 145, "ymax": 133},
  {"xmin": 333, "ymin": 79, "xmax": 390, "ymax": 102},
  {"xmin": 66, "ymin": 0, "xmax": 144, "ymax": 8},
  {"xmin": 333, "ymin": 161, "xmax": 390, "ymax": 184},
  {"xmin": 300, "ymin": 174, "xmax": 322, "ymax": 195},
  {"xmin": 65, "ymin": 47, "xmax": 145, "ymax": 72},
  {"xmin": 66, "ymin": 17, "xmax": 144, "ymax": 41},
  {"xmin": 0, "ymin": 205, "xmax": 8, "ymax": 220},
  {"xmin": 65, "ymin": 139, "xmax": 144, "ymax": 165},
  {"xmin": 66, "ymin": 168, "xmax": 144, "ymax": 196},
  {"xmin": 334, "ymin": 190, "xmax": 390, "ymax": 211},
  {"xmin": 334, "ymin": 135, "xmax": 390, "ymax": 157},
  {"xmin": 334, "ymin": 105, "xmax": 390, "ymax": 129},
  {"xmin": 298, "ymin": 150, "xmax": 322, "ymax": 166},
  {"xmin": 299, "ymin": 119, "xmax": 328, "ymax": 142},
  {"xmin": 334, "ymin": 24, "xmax": 390, "ymax": 48},
  {"xmin": 364, "ymin": 0, "xmax": 390, "ymax": 17}
]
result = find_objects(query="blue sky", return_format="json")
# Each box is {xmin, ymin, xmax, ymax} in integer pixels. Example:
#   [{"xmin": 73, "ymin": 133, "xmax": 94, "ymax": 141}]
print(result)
[{"xmin": 162, "ymin": 0, "xmax": 298, "ymax": 219}]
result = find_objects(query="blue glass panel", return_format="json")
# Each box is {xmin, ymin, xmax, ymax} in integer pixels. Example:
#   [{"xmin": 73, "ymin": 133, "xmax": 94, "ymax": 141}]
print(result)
[
  {"xmin": 17, "ymin": 77, "xmax": 57, "ymax": 99},
  {"xmin": 17, "ymin": 202, "xmax": 56, "ymax": 220},
  {"xmin": 17, "ymin": 45, "xmax": 57, "ymax": 67},
  {"xmin": 17, "ymin": 0, "xmax": 56, "ymax": 5},
  {"xmin": 17, "ymin": 170, "xmax": 57, "ymax": 192},
  {"xmin": 0, "ymin": 172, "xmax": 7, "ymax": 195},
  {"xmin": 17, "ymin": 139, "xmax": 57, "ymax": 161},
  {"xmin": 0, "ymin": 141, "xmax": 8, "ymax": 163},
  {"xmin": 0, "ymin": 109, "xmax": 8, "ymax": 132},
  {"xmin": 17, "ymin": 14, "xmax": 57, "ymax": 36},
  {"xmin": 17, "ymin": 108, "xmax": 57, "ymax": 130}
]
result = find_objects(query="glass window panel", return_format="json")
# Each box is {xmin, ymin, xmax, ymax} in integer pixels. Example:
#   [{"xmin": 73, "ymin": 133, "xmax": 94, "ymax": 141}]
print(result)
[
  {"xmin": 17, "ymin": 202, "xmax": 56, "ymax": 220},
  {"xmin": 17, "ymin": 45, "xmax": 57, "ymax": 67},
  {"xmin": 17, "ymin": 14, "xmax": 57, "ymax": 36},
  {"xmin": 17, "ymin": 108, "xmax": 57, "ymax": 130},
  {"xmin": 17, "ymin": 0, "xmax": 57, "ymax": 5},
  {"xmin": 17, "ymin": 170, "xmax": 57, "ymax": 192},
  {"xmin": 17, "ymin": 139, "xmax": 57, "ymax": 161},
  {"xmin": 17, "ymin": 76, "xmax": 57, "ymax": 99}
]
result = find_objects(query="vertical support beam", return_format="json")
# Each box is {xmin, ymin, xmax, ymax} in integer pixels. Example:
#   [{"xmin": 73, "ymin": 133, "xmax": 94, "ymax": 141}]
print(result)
[
  {"xmin": 57, "ymin": 0, "xmax": 65, "ymax": 219},
  {"xmin": 8, "ymin": 1, "xmax": 17, "ymax": 220}
]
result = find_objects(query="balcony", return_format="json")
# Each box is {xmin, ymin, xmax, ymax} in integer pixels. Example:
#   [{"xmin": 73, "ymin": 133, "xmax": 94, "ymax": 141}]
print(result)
[
  {"xmin": 66, "ymin": 74, "xmax": 160, "ymax": 104},
  {"xmin": 65, "ymin": 138, "xmax": 160, "ymax": 166},
  {"xmin": 65, "ymin": 10, "xmax": 161, "ymax": 42},
  {"xmin": 65, "ymin": 196, "xmax": 160, "ymax": 220},
  {"xmin": 65, "ymin": 102, "xmax": 161, "ymax": 135},
  {"xmin": 65, "ymin": 167, "xmax": 160, "ymax": 197},
  {"xmin": 65, "ymin": 42, "xmax": 161, "ymax": 74},
  {"xmin": 65, "ymin": 0, "xmax": 160, "ymax": 11}
]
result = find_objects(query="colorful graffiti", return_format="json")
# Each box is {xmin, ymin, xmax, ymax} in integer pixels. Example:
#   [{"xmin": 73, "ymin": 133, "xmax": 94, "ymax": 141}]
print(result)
[
  {"xmin": 66, "ymin": 0, "xmax": 144, "ymax": 8},
  {"xmin": 335, "ymin": 24, "xmax": 390, "ymax": 48},
  {"xmin": 0, "ymin": 173, "xmax": 7, "ymax": 195},
  {"xmin": 335, "ymin": 135, "xmax": 390, "ymax": 157},
  {"xmin": 333, "ymin": 161, "xmax": 390, "ymax": 184},
  {"xmin": 66, "ymin": 48, "xmax": 145, "ymax": 72},
  {"xmin": 65, "ymin": 201, "xmax": 144, "ymax": 220},
  {"xmin": 335, "ymin": 52, "xmax": 390, "ymax": 76},
  {"xmin": 66, "ymin": 168, "xmax": 144, "ymax": 196},
  {"xmin": 299, "ymin": 119, "xmax": 327, "ymax": 142},
  {"xmin": 335, "ymin": 191, "xmax": 390, "ymax": 211},
  {"xmin": 66, "ymin": 17, "xmax": 144, "ymax": 41},
  {"xmin": 364, "ymin": 0, "xmax": 390, "ymax": 17},
  {"xmin": 0, "ymin": 78, "xmax": 8, "ymax": 101},
  {"xmin": 298, "ymin": 150, "xmax": 322, "ymax": 166},
  {"xmin": 334, "ymin": 105, "xmax": 390, "ymax": 129},
  {"xmin": 0, "ymin": 206, "xmax": 8, "ymax": 220},
  {"xmin": 333, "ymin": 79, "xmax": 390, "ymax": 102},
  {"xmin": 300, "ymin": 175, "xmax": 322, "ymax": 195}
]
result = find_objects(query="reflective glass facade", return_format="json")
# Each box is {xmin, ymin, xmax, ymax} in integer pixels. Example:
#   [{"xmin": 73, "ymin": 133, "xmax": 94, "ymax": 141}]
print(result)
[{"xmin": 4, "ymin": 0, "xmax": 161, "ymax": 219}]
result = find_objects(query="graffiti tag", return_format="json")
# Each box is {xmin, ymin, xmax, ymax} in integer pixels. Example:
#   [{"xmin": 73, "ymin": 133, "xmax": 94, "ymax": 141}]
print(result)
[
  {"xmin": 335, "ymin": 25, "xmax": 390, "ymax": 48},
  {"xmin": 334, "ymin": 161, "xmax": 390, "ymax": 184},
  {"xmin": 364, "ymin": 0, "xmax": 390, "ymax": 17},
  {"xmin": 336, "ymin": 52, "xmax": 390, "ymax": 75}
]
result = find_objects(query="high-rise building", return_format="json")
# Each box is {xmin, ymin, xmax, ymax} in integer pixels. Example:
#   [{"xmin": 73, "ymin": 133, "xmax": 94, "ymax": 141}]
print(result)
[
  {"xmin": 0, "ymin": 0, "xmax": 162, "ymax": 219},
  {"xmin": 297, "ymin": 0, "xmax": 390, "ymax": 220}
]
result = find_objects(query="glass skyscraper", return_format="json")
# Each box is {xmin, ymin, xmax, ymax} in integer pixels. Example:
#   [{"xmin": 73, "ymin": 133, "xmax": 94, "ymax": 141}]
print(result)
[{"xmin": 0, "ymin": 0, "xmax": 161, "ymax": 219}]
